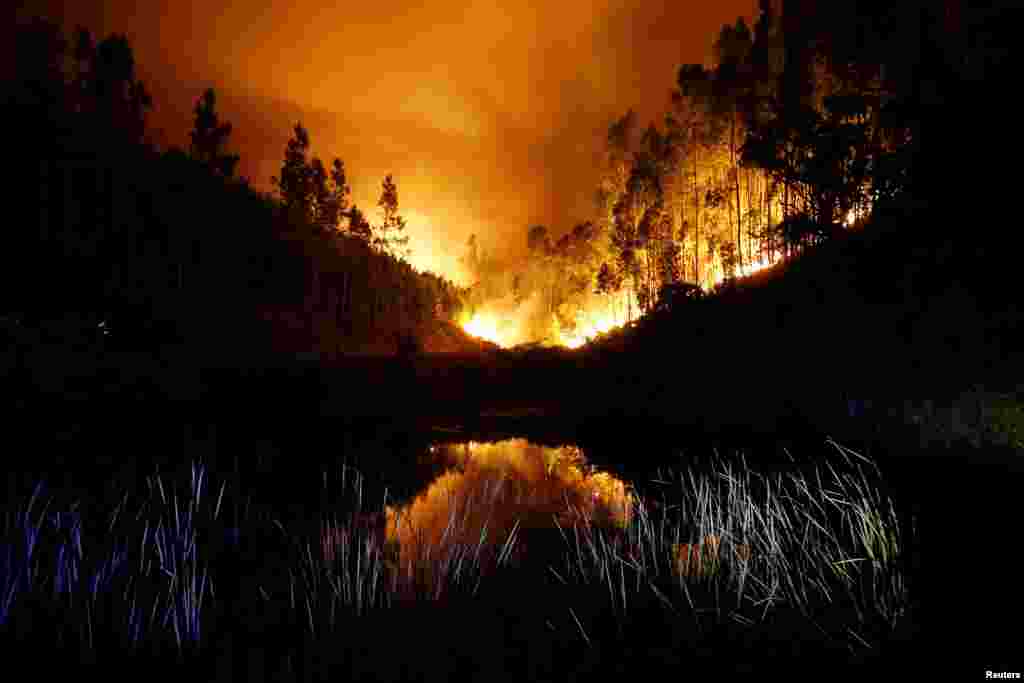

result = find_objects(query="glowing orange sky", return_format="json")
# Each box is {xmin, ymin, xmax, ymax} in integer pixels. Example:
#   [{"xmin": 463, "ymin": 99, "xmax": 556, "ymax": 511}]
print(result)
[{"xmin": 25, "ymin": 0, "xmax": 754, "ymax": 282}]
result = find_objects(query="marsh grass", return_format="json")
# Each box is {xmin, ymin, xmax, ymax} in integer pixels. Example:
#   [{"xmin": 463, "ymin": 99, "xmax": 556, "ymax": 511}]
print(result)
[
  {"xmin": 2, "ymin": 440, "xmax": 914, "ymax": 677},
  {"xmin": 554, "ymin": 439, "xmax": 912, "ymax": 654},
  {"xmin": 1, "ymin": 462, "xmax": 225, "ymax": 658},
  {"xmin": 286, "ymin": 462, "xmax": 522, "ymax": 631}
]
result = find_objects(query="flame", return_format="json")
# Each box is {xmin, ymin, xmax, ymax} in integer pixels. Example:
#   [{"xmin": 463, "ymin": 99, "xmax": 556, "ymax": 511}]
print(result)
[
  {"xmin": 461, "ymin": 291, "xmax": 631, "ymax": 350},
  {"xmin": 460, "ymin": 308, "xmax": 527, "ymax": 347},
  {"xmin": 457, "ymin": 201, "xmax": 872, "ymax": 350},
  {"xmin": 461, "ymin": 311, "xmax": 504, "ymax": 345},
  {"xmin": 844, "ymin": 204, "xmax": 870, "ymax": 228},
  {"xmin": 731, "ymin": 253, "xmax": 775, "ymax": 280},
  {"xmin": 687, "ymin": 251, "xmax": 779, "ymax": 292},
  {"xmin": 557, "ymin": 304, "xmax": 629, "ymax": 349}
]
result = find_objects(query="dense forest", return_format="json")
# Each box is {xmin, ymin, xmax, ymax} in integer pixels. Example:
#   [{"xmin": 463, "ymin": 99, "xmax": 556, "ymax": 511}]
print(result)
[
  {"xmin": 443, "ymin": 0, "xmax": 1022, "ymax": 448},
  {"xmin": 4, "ymin": 2, "xmax": 1021, "ymax": 438},
  {"xmin": 3, "ymin": 4, "xmax": 1023, "ymax": 679},
  {"xmin": 4, "ymin": 18, "xmax": 477, "ymax": 367},
  {"xmin": 462, "ymin": 0, "xmax": 1018, "ymax": 354}
]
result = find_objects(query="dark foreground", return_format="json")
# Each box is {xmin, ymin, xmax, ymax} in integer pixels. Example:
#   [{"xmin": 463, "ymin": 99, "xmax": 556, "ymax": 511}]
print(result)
[{"xmin": 4, "ymin": 365, "xmax": 1021, "ymax": 679}]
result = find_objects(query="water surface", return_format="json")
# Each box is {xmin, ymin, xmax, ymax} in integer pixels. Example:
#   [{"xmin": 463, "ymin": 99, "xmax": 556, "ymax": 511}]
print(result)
[{"xmin": 383, "ymin": 438, "xmax": 633, "ymax": 567}]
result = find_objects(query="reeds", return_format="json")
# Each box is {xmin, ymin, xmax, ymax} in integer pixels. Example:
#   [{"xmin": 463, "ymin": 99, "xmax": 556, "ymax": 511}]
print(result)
[
  {"xmin": 555, "ymin": 439, "xmax": 912, "ymax": 647},
  {"xmin": 1, "ymin": 462, "xmax": 224, "ymax": 655},
  {"xmin": 281, "ymin": 462, "xmax": 525, "ymax": 641},
  {"xmin": 3, "ymin": 440, "xmax": 913, "ymax": 672},
  {"xmin": 290, "ymin": 464, "xmax": 392, "ymax": 629}
]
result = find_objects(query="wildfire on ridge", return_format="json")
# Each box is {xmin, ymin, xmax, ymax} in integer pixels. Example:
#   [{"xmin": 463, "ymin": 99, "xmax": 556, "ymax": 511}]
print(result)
[
  {"xmin": 555, "ymin": 308, "xmax": 628, "ymax": 349},
  {"xmin": 461, "ymin": 306, "xmax": 624, "ymax": 350},
  {"xmin": 728, "ymin": 254, "xmax": 775, "ymax": 280},
  {"xmin": 460, "ymin": 254, "xmax": 774, "ymax": 349},
  {"xmin": 458, "ymin": 205, "xmax": 868, "ymax": 350},
  {"xmin": 461, "ymin": 311, "xmax": 504, "ymax": 345},
  {"xmin": 460, "ymin": 288, "xmax": 632, "ymax": 350},
  {"xmin": 460, "ymin": 309, "xmax": 525, "ymax": 347}
]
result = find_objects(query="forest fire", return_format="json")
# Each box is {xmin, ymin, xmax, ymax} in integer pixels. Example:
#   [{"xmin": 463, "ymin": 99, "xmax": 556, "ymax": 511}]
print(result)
[
  {"xmin": 461, "ymin": 311, "xmax": 621, "ymax": 350},
  {"xmin": 461, "ymin": 292, "xmax": 631, "ymax": 349},
  {"xmin": 730, "ymin": 254, "xmax": 775, "ymax": 280},
  {"xmin": 461, "ymin": 311, "xmax": 507, "ymax": 346},
  {"xmin": 456, "ymin": 248, "xmax": 780, "ymax": 350},
  {"xmin": 8, "ymin": 0, "xmax": 955, "ymax": 669},
  {"xmin": 556, "ymin": 306, "xmax": 629, "ymax": 349}
]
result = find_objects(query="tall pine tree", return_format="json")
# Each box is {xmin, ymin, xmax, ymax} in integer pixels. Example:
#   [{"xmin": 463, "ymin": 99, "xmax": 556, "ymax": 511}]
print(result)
[
  {"xmin": 189, "ymin": 88, "xmax": 239, "ymax": 177},
  {"xmin": 374, "ymin": 174, "xmax": 409, "ymax": 260},
  {"xmin": 273, "ymin": 123, "xmax": 313, "ymax": 224}
]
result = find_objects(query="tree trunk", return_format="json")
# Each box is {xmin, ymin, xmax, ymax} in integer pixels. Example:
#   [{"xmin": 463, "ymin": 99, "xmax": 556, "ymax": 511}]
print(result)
[
  {"xmin": 679, "ymin": 173, "xmax": 688, "ymax": 281},
  {"xmin": 731, "ymin": 111, "xmax": 743, "ymax": 272},
  {"xmin": 745, "ymin": 169, "xmax": 753, "ymax": 266},
  {"xmin": 693, "ymin": 138, "xmax": 700, "ymax": 287},
  {"xmin": 765, "ymin": 176, "xmax": 773, "ymax": 263}
]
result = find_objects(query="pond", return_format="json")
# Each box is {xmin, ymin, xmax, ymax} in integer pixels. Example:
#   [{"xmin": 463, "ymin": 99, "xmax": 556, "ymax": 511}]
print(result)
[
  {"xmin": 2, "ymin": 413, "xmax": 937, "ymax": 677},
  {"xmin": 381, "ymin": 439, "xmax": 632, "ymax": 573}
]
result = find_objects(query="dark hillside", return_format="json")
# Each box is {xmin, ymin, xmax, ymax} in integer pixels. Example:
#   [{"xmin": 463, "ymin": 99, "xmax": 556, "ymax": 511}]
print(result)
[
  {"xmin": 4, "ymin": 19, "xmax": 482, "ymax": 380},
  {"xmin": 564, "ymin": 206, "xmax": 1023, "ymax": 449}
]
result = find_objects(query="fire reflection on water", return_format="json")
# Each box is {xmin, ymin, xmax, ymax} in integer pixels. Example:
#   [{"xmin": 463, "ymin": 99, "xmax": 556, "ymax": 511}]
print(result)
[{"xmin": 384, "ymin": 439, "xmax": 632, "ymax": 570}]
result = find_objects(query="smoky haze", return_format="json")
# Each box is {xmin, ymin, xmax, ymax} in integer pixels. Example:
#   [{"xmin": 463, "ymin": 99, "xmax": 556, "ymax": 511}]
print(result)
[{"xmin": 23, "ymin": 0, "xmax": 751, "ymax": 284}]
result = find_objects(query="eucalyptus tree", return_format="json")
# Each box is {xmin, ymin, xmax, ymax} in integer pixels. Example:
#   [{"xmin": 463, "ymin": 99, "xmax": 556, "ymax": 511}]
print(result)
[
  {"xmin": 673, "ymin": 63, "xmax": 723, "ymax": 287},
  {"xmin": 711, "ymin": 18, "xmax": 754, "ymax": 271}
]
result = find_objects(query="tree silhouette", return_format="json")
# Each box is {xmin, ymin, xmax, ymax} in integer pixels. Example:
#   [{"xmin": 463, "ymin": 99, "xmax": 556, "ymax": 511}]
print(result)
[
  {"xmin": 712, "ymin": 18, "xmax": 753, "ymax": 271},
  {"xmin": 347, "ymin": 205, "xmax": 372, "ymax": 243},
  {"xmin": 673, "ymin": 63, "xmax": 723, "ymax": 286},
  {"xmin": 13, "ymin": 17, "xmax": 67, "ymax": 115},
  {"xmin": 742, "ymin": 96, "xmax": 870, "ymax": 241},
  {"xmin": 93, "ymin": 34, "xmax": 151, "ymax": 144},
  {"xmin": 306, "ymin": 156, "xmax": 351, "ymax": 234},
  {"xmin": 527, "ymin": 224, "xmax": 551, "ymax": 256},
  {"xmin": 189, "ymin": 88, "xmax": 239, "ymax": 177},
  {"xmin": 328, "ymin": 159, "xmax": 351, "ymax": 229},
  {"xmin": 374, "ymin": 174, "xmax": 409, "ymax": 260},
  {"xmin": 7, "ymin": 17, "xmax": 472, "ymax": 361},
  {"xmin": 273, "ymin": 123, "xmax": 313, "ymax": 223}
]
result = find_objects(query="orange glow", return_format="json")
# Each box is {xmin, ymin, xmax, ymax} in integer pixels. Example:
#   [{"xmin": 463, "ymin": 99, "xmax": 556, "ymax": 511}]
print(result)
[
  {"xmin": 460, "ymin": 289, "xmax": 632, "ymax": 349},
  {"xmin": 717, "ymin": 253, "xmax": 776, "ymax": 284},
  {"xmin": 56, "ymin": 0, "xmax": 770, "ymax": 331},
  {"xmin": 460, "ymin": 309, "xmax": 523, "ymax": 347},
  {"xmin": 556, "ymin": 292, "xmax": 631, "ymax": 348},
  {"xmin": 456, "ymin": 198, "xmax": 873, "ymax": 349},
  {"xmin": 462, "ymin": 304, "xmax": 628, "ymax": 350},
  {"xmin": 673, "ymin": 535, "xmax": 753, "ymax": 577},
  {"xmin": 844, "ymin": 203, "xmax": 871, "ymax": 228},
  {"xmin": 385, "ymin": 439, "xmax": 633, "ymax": 570},
  {"xmin": 461, "ymin": 311, "xmax": 501, "ymax": 344},
  {"xmin": 401, "ymin": 209, "xmax": 473, "ymax": 285},
  {"xmin": 458, "ymin": 249, "xmax": 777, "ymax": 348}
]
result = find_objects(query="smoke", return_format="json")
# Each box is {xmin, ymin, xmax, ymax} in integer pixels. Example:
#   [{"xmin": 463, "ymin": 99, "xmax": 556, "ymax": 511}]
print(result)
[{"xmin": 25, "ymin": 0, "xmax": 752, "ymax": 281}]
